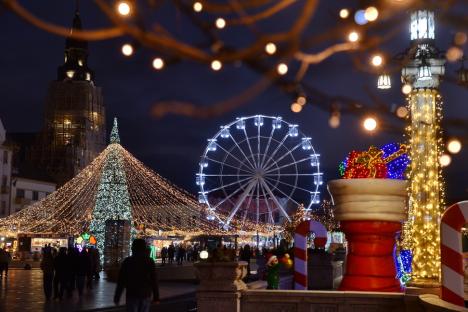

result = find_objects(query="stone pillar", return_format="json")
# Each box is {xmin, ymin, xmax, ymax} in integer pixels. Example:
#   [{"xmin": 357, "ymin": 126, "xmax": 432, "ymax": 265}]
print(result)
[
  {"xmin": 328, "ymin": 178, "xmax": 407, "ymax": 292},
  {"xmin": 194, "ymin": 261, "xmax": 248, "ymax": 312}
]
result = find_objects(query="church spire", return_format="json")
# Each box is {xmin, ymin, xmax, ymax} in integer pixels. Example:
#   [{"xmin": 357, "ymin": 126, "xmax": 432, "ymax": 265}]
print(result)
[
  {"xmin": 110, "ymin": 118, "xmax": 121, "ymax": 144},
  {"xmin": 57, "ymin": 5, "xmax": 94, "ymax": 82}
]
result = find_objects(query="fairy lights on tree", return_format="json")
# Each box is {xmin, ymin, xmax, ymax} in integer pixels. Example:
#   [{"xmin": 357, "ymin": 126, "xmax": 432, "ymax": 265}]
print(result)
[{"xmin": 89, "ymin": 118, "xmax": 133, "ymax": 258}]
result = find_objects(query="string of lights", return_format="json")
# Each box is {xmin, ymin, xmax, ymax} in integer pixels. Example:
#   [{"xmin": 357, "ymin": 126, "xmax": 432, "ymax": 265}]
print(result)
[{"xmin": 0, "ymin": 119, "xmax": 278, "ymax": 238}]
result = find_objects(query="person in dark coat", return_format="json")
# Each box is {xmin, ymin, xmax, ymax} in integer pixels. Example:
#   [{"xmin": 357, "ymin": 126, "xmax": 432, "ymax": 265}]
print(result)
[
  {"xmin": 53, "ymin": 247, "xmax": 68, "ymax": 299},
  {"xmin": 40, "ymin": 246, "xmax": 55, "ymax": 300},
  {"xmin": 240, "ymin": 245, "xmax": 252, "ymax": 278},
  {"xmin": 114, "ymin": 239, "xmax": 159, "ymax": 312},
  {"xmin": 160, "ymin": 247, "xmax": 167, "ymax": 266},
  {"xmin": 75, "ymin": 249, "xmax": 90, "ymax": 297},
  {"xmin": 167, "ymin": 244, "xmax": 175, "ymax": 264}
]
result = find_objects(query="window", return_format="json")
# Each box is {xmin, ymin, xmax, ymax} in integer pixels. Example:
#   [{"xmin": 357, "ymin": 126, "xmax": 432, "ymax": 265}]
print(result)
[
  {"xmin": 16, "ymin": 189, "xmax": 25, "ymax": 198},
  {"xmin": 3, "ymin": 151, "xmax": 7, "ymax": 164},
  {"xmin": 32, "ymin": 191, "xmax": 39, "ymax": 201}
]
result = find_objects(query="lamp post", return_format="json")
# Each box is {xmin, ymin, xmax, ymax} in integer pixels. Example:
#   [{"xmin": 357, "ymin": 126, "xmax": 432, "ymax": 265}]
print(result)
[{"xmin": 401, "ymin": 9, "xmax": 445, "ymax": 288}]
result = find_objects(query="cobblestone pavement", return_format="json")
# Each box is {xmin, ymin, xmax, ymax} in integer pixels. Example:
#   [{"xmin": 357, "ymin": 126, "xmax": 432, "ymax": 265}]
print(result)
[{"xmin": 0, "ymin": 269, "xmax": 196, "ymax": 312}]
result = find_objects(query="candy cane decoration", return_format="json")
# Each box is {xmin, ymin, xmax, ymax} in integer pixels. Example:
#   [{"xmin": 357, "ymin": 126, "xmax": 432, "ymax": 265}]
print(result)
[
  {"xmin": 294, "ymin": 220, "xmax": 328, "ymax": 290},
  {"xmin": 441, "ymin": 200, "xmax": 468, "ymax": 307}
]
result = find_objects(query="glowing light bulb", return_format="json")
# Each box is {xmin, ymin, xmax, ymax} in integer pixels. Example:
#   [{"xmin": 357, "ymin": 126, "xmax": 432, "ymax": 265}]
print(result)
[
  {"xmin": 447, "ymin": 138, "xmax": 462, "ymax": 154},
  {"xmin": 402, "ymin": 84, "xmax": 412, "ymax": 95},
  {"xmin": 371, "ymin": 55, "xmax": 383, "ymax": 67},
  {"xmin": 439, "ymin": 154, "xmax": 451, "ymax": 167},
  {"xmin": 354, "ymin": 10, "xmax": 368, "ymax": 25},
  {"xmin": 363, "ymin": 117, "xmax": 377, "ymax": 132},
  {"xmin": 297, "ymin": 96, "xmax": 306, "ymax": 106},
  {"xmin": 396, "ymin": 106, "xmax": 408, "ymax": 118},
  {"xmin": 193, "ymin": 2, "xmax": 203, "ymax": 12},
  {"xmin": 215, "ymin": 18, "xmax": 226, "ymax": 29},
  {"xmin": 121, "ymin": 43, "xmax": 134, "ymax": 56},
  {"xmin": 348, "ymin": 31, "xmax": 359, "ymax": 42},
  {"xmin": 152, "ymin": 58, "xmax": 164, "ymax": 70},
  {"xmin": 291, "ymin": 103, "xmax": 302, "ymax": 113},
  {"xmin": 265, "ymin": 43, "xmax": 277, "ymax": 55},
  {"xmin": 339, "ymin": 8, "xmax": 349, "ymax": 19},
  {"xmin": 211, "ymin": 60, "xmax": 222, "ymax": 71},
  {"xmin": 364, "ymin": 6, "xmax": 379, "ymax": 22},
  {"xmin": 117, "ymin": 1, "xmax": 131, "ymax": 16},
  {"xmin": 277, "ymin": 63, "xmax": 288, "ymax": 75}
]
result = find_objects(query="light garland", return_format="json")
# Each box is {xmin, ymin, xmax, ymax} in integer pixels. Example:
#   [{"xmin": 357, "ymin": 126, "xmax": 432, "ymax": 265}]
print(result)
[
  {"xmin": 0, "ymin": 119, "xmax": 278, "ymax": 240},
  {"xmin": 405, "ymin": 89, "xmax": 445, "ymax": 283}
]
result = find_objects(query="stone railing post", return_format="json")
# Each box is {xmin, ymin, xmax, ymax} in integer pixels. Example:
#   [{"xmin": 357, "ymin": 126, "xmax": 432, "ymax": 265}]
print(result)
[{"xmin": 194, "ymin": 261, "xmax": 248, "ymax": 312}]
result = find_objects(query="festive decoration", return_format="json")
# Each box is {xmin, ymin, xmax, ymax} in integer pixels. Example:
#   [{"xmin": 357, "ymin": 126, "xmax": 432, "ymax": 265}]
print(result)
[
  {"xmin": 340, "ymin": 143, "xmax": 409, "ymax": 180},
  {"xmin": 90, "ymin": 118, "xmax": 134, "ymax": 262},
  {"xmin": 404, "ymin": 88, "xmax": 445, "ymax": 284},
  {"xmin": 293, "ymin": 220, "xmax": 327, "ymax": 290},
  {"xmin": 0, "ymin": 119, "xmax": 271, "ymax": 238},
  {"xmin": 395, "ymin": 249, "xmax": 412, "ymax": 286},
  {"xmin": 198, "ymin": 115, "xmax": 322, "ymax": 230},
  {"xmin": 440, "ymin": 201, "xmax": 468, "ymax": 307}
]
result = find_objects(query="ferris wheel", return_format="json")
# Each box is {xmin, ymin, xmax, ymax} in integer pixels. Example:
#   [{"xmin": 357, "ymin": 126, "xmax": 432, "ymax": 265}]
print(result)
[{"xmin": 196, "ymin": 115, "xmax": 323, "ymax": 229}]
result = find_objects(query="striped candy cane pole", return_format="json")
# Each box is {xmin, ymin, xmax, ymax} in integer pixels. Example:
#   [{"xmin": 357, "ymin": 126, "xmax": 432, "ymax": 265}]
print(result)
[
  {"xmin": 441, "ymin": 200, "xmax": 468, "ymax": 307},
  {"xmin": 294, "ymin": 220, "xmax": 328, "ymax": 290}
]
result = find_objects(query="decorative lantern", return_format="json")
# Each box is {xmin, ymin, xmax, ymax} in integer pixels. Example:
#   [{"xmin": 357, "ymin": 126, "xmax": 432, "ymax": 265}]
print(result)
[
  {"xmin": 417, "ymin": 62, "xmax": 432, "ymax": 81},
  {"xmin": 377, "ymin": 74, "xmax": 391, "ymax": 89}
]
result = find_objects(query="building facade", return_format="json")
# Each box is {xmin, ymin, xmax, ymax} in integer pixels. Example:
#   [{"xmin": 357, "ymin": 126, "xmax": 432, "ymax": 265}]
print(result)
[
  {"xmin": 0, "ymin": 118, "xmax": 13, "ymax": 217},
  {"xmin": 41, "ymin": 10, "xmax": 106, "ymax": 185},
  {"xmin": 9, "ymin": 177, "xmax": 56, "ymax": 214}
]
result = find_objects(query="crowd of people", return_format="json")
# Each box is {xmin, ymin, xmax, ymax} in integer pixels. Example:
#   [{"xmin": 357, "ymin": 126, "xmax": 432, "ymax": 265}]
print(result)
[
  {"xmin": 40, "ymin": 245, "xmax": 101, "ymax": 300},
  {"xmin": 159, "ymin": 243, "xmax": 200, "ymax": 265}
]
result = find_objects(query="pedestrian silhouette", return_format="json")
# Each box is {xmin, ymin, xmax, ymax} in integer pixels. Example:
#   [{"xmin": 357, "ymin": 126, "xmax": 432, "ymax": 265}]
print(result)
[
  {"xmin": 114, "ymin": 239, "xmax": 159, "ymax": 312},
  {"xmin": 40, "ymin": 246, "xmax": 55, "ymax": 300}
]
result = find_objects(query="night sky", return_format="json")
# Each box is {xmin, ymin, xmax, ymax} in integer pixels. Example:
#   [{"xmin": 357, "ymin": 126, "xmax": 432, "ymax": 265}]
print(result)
[{"xmin": 1, "ymin": 1, "xmax": 467, "ymax": 202}]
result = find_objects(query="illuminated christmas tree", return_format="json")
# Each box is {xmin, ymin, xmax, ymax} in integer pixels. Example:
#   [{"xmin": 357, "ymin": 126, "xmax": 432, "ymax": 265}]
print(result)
[{"xmin": 89, "ymin": 118, "xmax": 133, "ymax": 260}]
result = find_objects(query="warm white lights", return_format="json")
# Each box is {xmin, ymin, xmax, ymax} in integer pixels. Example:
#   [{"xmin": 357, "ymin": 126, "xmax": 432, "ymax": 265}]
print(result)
[
  {"xmin": 121, "ymin": 43, "xmax": 134, "ymax": 56},
  {"xmin": 364, "ymin": 6, "xmax": 379, "ymax": 22},
  {"xmin": 296, "ymin": 96, "xmax": 306, "ymax": 106},
  {"xmin": 396, "ymin": 106, "xmax": 408, "ymax": 118},
  {"xmin": 339, "ymin": 8, "xmax": 349, "ymax": 19},
  {"xmin": 199, "ymin": 250, "xmax": 209, "ymax": 259},
  {"xmin": 291, "ymin": 102, "xmax": 302, "ymax": 113},
  {"xmin": 193, "ymin": 2, "xmax": 203, "ymax": 12},
  {"xmin": 215, "ymin": 18, "xmax": 226, "ymax": 29},
  {"xmin": 265, "ymin": 42, "xmax": 277, "ymax": 55},
  {"xmin": 117, "ymin": 1, "xmax": 131, "ymax": 16},
  {"xmin": 371, "ymin": 55, "xmax": 383, "ymax": 67},
  {"xmin": 402, "ymin": 83, "xmax": 412, "ymax": 95},
  {"xmin": 277, "ymin": 63, "xmax": 288, "ymax": 75},
  {"xmin": 211, "ymin": 60, "xmax": 222, "ymax": 71},
  {"xmin": 447, "ymin": 138, "xmax": 462, "ymax": 154},
  {"xmin": 363, "ymin": 117, "xmax": 377, "ymax": 132},
  {"xmin": 329, "ymin": 111, "xmax": 340, "ymax": 128},
  {"xmin": 348, "ymin": 31, "xmax": 359, "ymax": 42},
  {"xmin": 152, "ymin": 57, "xmax": 164, "ymax": 70},
  {"xmin": 439, "ymin": 154, "xmax": 451, "ymax": 167}
]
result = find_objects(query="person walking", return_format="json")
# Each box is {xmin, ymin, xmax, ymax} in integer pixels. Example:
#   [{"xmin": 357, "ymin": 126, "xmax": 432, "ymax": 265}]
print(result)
[
  {"xmin": 40, "ymin": 246, "xmax": 55, "ymax": 300},
  {"xmin": 114, "ymin": 239, "xmax": 159, "ymax": 312},
  {"xmin": 168, "ymin": 244, "xmax": 175, "ymax": 265},
  {"xmin": 160, "ymin": 246, "xmax": 167, "ymax": 266},
  {"xmin": 177, "ymin": 244, "xmax": 185, "ymax": 265},
  {"xmin": 53, "ymin": 247, "xmax": 68, "ymax": 299},
  {"xmin": 75, "ymin": 249, "xmax": 90, "ymax": 297},
  {"xmin": 0, "ymin": 248, "xmax": 7, "ymax": 278}
]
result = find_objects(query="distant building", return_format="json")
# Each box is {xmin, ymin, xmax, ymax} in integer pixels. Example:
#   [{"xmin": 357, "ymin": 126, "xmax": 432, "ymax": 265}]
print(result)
[
  {"xmin": 0, "ymin": 118, "xmax": 13, "ymax": 217},
  {"xmin": 9, "ymin": 177, "xmax": 56, "ymax": 214},
  {"xmin": 40, "ymin": 9, "xmax": 106, "ymax": 185}
]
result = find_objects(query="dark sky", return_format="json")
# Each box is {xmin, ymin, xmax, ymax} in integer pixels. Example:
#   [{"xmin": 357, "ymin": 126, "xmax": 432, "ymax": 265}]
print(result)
[{"xmin": 0, "ymin": 1, "xmax": 467, "ymax": 202}]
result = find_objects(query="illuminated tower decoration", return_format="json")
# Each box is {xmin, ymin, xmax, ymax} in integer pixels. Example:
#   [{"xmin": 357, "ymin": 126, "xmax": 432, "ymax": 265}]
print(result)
[
  {"xmin": 401, "ymin": 10, "xmax": 445, "ymax": 286},
  {"xmin": 89, "ymin": 118, "xmax": 133, "ymax": 264},
  {"xmin": 42, "ymin": 8, "xmax": 106, "ymax": 185}
]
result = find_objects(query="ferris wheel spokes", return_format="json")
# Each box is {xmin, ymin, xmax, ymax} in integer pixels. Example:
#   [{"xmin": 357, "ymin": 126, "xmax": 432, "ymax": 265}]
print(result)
[
  {"xmin": 264, "ymin": 155, "xmax": 312, "ymax": 174},
  {"xmin": 225, "ymin": 179, "xmax": 257, "ymax": 225},
  {"xmin": 227, "ymin": 133, "xmax": 256, "ymax": 169},
  {"xmin": 263, "ymin": 141, "xmax": 303, "ymax": 172},
  {"xmin": 260, "ymin": 179, "xmax": 291, "ymax": 221},
  {"xmin": 260, "ymin": 130, "xmax": 291, "ymax": 170},
  {"xmin": 259, "ymin": 181, "xmax": 275, "ymax": 224},
  {"xmin": 214, "ymin": 141, "xmax": 254, "ymax": 171},
  {"xmin": 203, "ymin": 156, "xmax": 252, "ymax": 174},
  {"xmin": 259, "ymin": 126, "xmax": 276, "ymax": 168}
]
